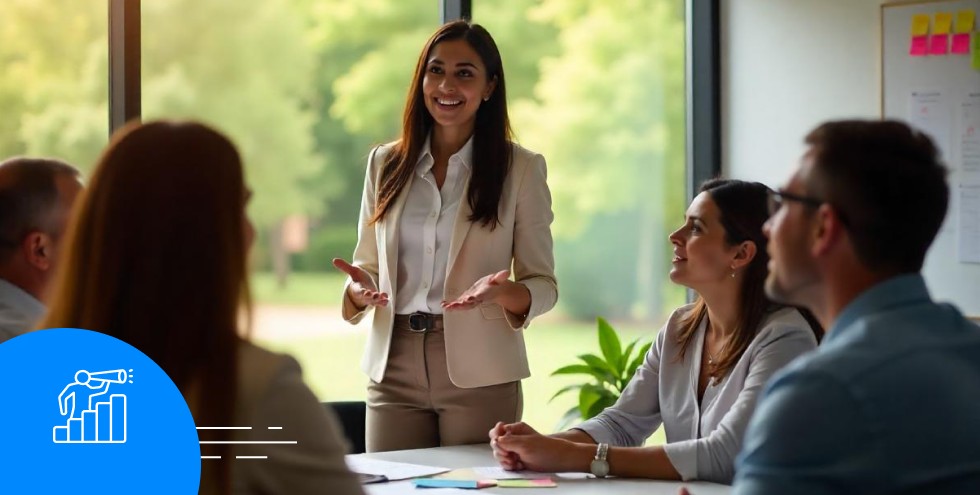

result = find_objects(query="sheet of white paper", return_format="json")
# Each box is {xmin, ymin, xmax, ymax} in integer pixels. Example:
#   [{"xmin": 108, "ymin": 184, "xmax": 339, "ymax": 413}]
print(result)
[
  {"xmin": 960, "ymin": 92, "xmax": 980, "ymax": 184},
  {"xmin": 345, "ymin": 456, "xmax": 449, "ymax": 481},
  {"xmin": 909, "ymin": 89, "xmax": 952, "ymax": 162},
  {"xmin": 469, "ymin": 465, "xmax": 591, "ymax": 480},
  {"xmin": 469, "ymin": 466, "xmax": 549, "ymax": 479},
  {"xmin": 958, "ymin": 186, "xmax": 980, "ymax": 263}
]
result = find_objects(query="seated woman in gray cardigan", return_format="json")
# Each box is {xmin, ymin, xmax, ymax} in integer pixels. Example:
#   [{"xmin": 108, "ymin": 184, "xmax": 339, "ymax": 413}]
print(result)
[{"xmin": 490, "ymin": 179, "xmax": 821, "ymax": 484}]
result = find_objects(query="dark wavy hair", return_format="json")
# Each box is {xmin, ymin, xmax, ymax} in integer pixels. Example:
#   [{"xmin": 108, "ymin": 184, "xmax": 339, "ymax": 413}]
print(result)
[
  {"xmin": 370, "ymin": 20, "xmax": 512, "ymax": 229},
  {"xmin": 675, "ymin": 179, "xmax": 821, "ymax": 378}
]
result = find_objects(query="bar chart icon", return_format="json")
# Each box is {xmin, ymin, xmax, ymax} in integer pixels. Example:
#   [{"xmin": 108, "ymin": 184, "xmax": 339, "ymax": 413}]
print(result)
[{"xmin": 53, "ymin": 394, "xmax": 127, "ymax": 443}]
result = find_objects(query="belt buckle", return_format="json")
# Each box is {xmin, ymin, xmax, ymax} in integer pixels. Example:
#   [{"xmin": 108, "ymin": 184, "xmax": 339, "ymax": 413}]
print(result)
[{"xmin": 408, "ymin": 312, "xmax": 429, "ymax": 333}]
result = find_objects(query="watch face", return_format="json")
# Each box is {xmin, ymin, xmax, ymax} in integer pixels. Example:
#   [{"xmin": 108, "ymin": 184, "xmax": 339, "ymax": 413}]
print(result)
[{"xmin": 590, "ymin": 459, "xmax": 609, "ymax": 478}]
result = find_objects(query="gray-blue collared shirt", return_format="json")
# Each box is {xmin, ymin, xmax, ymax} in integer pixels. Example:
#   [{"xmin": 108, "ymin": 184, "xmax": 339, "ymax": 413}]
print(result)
[
  {"xmin": 735, "ymin": 274, "xmax": 980, "ymax": 494},
  {"xmin": 0, "ymin": 278, "xmax": 45, "ymax": 344}
]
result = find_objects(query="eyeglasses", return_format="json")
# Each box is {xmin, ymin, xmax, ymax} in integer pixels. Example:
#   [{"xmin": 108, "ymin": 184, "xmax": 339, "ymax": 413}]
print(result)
[{"xmin": 767, "ymin": 189, "xmax": 824, "ymax": 216}]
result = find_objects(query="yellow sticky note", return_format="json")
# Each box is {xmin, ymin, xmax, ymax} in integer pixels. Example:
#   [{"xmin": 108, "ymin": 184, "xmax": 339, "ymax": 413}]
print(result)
[
  {"xmin": 955, "ymin": 10, "xmax": 975, "ymax": 34},
  {"xmin": 934, "ymin": 13, "xmax": 953, "ymax": 35},
  {"xmin": 911, "ymin": 14, "xmax": 931, "ymax": 36}
]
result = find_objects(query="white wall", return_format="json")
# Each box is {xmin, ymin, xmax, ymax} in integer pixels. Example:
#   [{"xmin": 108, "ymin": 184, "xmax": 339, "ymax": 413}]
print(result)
[{"xmin": 721, "ymin": 0, "xmax": 887, "ymax": 185}]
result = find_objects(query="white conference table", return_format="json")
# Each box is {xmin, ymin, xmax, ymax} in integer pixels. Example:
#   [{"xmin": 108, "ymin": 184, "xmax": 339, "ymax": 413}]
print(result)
[{"xmin": 349, "ymin": 444, "xmax": 732, "ymax": 495}]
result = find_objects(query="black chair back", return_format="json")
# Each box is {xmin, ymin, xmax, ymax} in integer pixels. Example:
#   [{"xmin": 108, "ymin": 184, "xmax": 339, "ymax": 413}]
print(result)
[{"xmin": 324, "ymin": 401, "xmax": 366, "ymax": 454}]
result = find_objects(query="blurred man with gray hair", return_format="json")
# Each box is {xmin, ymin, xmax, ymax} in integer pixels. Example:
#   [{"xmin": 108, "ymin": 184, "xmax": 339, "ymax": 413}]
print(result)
[{"xmin": 0, "ymin": 157, "xmax": 82, "ymax": 343}]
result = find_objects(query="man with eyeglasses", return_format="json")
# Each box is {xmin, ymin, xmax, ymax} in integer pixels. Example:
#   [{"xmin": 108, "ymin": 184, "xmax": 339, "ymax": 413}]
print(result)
[
  {"xmin": 0, "ymin": 157, "xmax": 82, "ymax": 344},
  {"xmin": 727, "ymin": 120, "xmax": 980, "ymax": 493}
]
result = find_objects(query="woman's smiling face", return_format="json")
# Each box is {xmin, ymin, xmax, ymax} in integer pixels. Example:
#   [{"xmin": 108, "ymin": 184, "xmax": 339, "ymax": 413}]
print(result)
[
  {"xmin": 422, "ymin": 39, "xmax": 495, "ymax": 135},
  {"xmin": 668, "ymin": 191, "xmax": 741, "ymax": 290}
]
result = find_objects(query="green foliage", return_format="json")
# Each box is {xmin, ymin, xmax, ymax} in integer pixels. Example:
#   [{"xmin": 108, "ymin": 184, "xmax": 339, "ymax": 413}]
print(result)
[
  {"xmin": 0, "ymin": 0, "xmax": 107, "ymax": 168},
  {"xmin": 0, "ymin": 0, "xmax": 689, "ymax": 323},
  {"xmin": 291, "ymin": 223, "xmax": 358, "ymax": 272},
  {"xmin": 550, "ymin": 317, "xmax": 652, "ymax": 430},
  {"xmin": 509, "ymin": 0, "xmax": 687, "ymax": 322},
  {"xmin": 140, "ymin": 0, "xmax": 325, "ymax": 226}
]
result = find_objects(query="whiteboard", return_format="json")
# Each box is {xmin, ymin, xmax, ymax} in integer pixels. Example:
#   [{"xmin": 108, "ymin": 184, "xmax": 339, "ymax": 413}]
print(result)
[{"xmin": 882, "ymin": 0, "xmax": 980, "ymax": 316}]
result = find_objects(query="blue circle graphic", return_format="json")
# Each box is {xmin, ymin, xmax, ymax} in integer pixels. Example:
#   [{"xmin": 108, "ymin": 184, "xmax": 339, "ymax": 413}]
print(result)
[{"xmin": 0, "ymin": 328, "xmax": 200, "ymax": 494}]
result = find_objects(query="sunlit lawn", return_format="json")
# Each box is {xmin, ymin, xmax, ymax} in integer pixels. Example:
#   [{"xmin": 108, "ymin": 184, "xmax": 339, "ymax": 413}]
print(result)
[
  {"xmin": 252, "ymin": 271, "xmax": 667, "ymax": 444},
  {"xmin": 251, "ymin": 271, "xmax": 348, "ymax": 306}
]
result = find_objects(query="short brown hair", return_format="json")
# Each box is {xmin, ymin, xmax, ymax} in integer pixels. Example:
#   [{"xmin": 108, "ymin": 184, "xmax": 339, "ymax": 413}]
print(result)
[
  {"xmin": 804, "ymin": 120, "xmax": 948, "ymax": 274},
  {"xmin": 0, "ymin": 157, "xmax": 80, "ymax": 261}
]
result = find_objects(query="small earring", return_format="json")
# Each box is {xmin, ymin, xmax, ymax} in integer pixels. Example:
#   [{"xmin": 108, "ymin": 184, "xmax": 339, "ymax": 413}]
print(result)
[
  {"xmin": 730, "ymin": 266, "xmax": 736, "ymax": 278},
  {"xmin": 483, "ymin": 96, "xmax": 490, "ymax": 101}
]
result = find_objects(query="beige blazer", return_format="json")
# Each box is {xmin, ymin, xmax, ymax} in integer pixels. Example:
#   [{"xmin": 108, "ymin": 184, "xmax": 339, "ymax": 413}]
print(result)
[{"xmin": 342, "ymin": 142, "xmax": 558, "ymax": 388}]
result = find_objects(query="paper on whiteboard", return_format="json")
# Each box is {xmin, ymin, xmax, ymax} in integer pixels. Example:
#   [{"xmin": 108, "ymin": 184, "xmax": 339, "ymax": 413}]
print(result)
[
  {"xmin": 960, "ymin": 92, "xmax": 980, "ymax": 185},
  {"xmin": 959, "ymin": 186, "xmax": 980, "ymax": 264},
  {"xmin": 909, "ymin": 90, "xmax": 952, "ymax": 162}
]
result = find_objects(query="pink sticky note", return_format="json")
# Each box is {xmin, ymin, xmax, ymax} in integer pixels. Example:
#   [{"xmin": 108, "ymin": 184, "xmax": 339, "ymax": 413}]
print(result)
[
  {"xmin": 910, "ymin": 35, "xmax": 929, "ymax": 56},
  {"xmin": 929, "ymin": 34, "xmax": 949, "ymax": 55},
  {"xmin": 952, "ymin": 33, "xmax": 971, "ymax": 54}
]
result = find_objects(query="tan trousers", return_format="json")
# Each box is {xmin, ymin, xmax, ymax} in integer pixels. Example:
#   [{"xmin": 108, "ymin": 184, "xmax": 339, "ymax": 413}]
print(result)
[{"xmin": 365, "ymin": 315, "xmax": 522, "ymax": 453}]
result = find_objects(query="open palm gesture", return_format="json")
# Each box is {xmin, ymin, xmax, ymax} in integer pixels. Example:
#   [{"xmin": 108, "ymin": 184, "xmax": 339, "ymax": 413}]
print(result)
[{"xmin": 332, "ymin": 258, "xmax": 389, "ymax": 310}]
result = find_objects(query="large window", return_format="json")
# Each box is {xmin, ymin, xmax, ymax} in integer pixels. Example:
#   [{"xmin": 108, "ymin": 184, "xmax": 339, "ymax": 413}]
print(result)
[
  {"xmin": 0, "ymin": 1, "xmax": 108, "ymax": 171},
  {"xmin": 141, "ymin": 0, "xmax": 686, "ymax": 436},
  {"xmin": 10, "ymin": 0, "xmax": 686, "ymax": 437},
  {"xmin": 140, "ymin": 0, "xmax": 437, "ymax": 404},
  {"xmin": 477, "ymin": 0, "xmax": 687, "ymax": 435}
]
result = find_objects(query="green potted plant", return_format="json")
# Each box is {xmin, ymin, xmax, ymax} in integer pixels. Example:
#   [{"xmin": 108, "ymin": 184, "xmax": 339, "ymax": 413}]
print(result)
[{"xmin": 550, "ymin": 317, "xmax": 652, "ymax": 430}]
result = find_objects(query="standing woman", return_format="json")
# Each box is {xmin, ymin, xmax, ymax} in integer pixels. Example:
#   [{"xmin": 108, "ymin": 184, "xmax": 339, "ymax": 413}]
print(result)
[{"xmin": 333, "ymin": 20, "xmax": 557, "ymax": 452}]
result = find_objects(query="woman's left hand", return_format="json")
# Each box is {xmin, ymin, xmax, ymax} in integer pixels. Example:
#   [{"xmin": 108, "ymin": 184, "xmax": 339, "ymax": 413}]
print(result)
[{"xmin": 442, "ymin": 269, "xmax": 511, "ymax": 311}]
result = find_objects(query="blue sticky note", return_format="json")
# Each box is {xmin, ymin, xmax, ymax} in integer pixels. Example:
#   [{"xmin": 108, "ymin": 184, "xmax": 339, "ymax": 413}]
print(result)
[{"xmin": 413, "ymin": 479, "xmax": 495, "ymax": 489}]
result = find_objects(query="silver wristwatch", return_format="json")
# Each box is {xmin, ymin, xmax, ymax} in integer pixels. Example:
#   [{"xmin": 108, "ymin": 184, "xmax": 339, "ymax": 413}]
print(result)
[{"xmin": 589, "ymin": 442, "xmax": 609, "ymax": 478}]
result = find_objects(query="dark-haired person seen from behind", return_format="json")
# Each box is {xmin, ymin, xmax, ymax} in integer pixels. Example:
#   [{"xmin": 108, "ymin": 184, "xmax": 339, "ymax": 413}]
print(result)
[
  {"xmin": 490, "ymin": 180, "xmax": 820, "ymax": 484},
  {"xmin": 333, "ymin": 20, "xmax": 557, "ymax": 452},
  {"xmin": 0, "ymin": 157, "xmax": 82, "ymax": 343},
  {"xmin": 41, "ymin": 121, "xmax": 364, "ymax": 495},
  {"xmin": 733, "ymin": 120, "xmax": 980, "ymax": 493}
]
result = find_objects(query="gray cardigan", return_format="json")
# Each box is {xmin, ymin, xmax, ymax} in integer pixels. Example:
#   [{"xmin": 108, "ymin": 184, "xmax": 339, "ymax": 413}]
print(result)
[{"xmin": 575, "ymin": 305, "xmax": 817, "ymax": 483}]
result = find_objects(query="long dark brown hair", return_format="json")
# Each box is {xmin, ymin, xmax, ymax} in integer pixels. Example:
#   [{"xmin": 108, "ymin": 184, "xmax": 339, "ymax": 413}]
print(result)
[
  {"xmin": 42, "ymin": 121, "xmax": 250, "ymax": 495},
  {"xmin": 675, "ymin": 179, "xmax": 821, "ymax": 378},
  {"xmin": 370, "ymin": 20, "xmax": 512, "ymax": 229}
]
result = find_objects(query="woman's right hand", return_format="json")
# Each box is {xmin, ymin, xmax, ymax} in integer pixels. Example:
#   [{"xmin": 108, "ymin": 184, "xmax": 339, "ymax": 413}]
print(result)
[
  {"xmin": 332, "ymin": 258, "xmax": 389, "ymax": 310},
  {"xmin": 489, "ymin": 421, "xmax": 540, "ymax": 471}
]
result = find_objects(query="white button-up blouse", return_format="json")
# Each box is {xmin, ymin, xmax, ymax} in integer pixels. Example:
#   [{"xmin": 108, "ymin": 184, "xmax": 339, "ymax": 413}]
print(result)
[{"xmin": 394, "ymin": 136, "xmax": 472, "ymax": 315}]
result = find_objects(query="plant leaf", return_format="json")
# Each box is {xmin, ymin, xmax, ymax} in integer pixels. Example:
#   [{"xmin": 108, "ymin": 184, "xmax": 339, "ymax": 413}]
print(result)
[
  {"xmin": 578, "ymin": 384, "xmax": 603, "ymax": 418},
  {"xmin": 626, "ymin": 341, "xmax": 653, "ymax": 378},
  {"xmin": 620, "ymin": 339, "xmax": 638, "ymax": 378},
  {"xmin": 577, "ymin": 354, "xmax": 618, "ymax": 385},
  {"xmin": 597, "ymin": 317, "xmax": 623, "ymax": 374},
  {"xmin": 586, "ymin": 392, "xmax": 618, "ymax": 420},
  {"xmin": 548, "ymin": 384, "xmax": 583, "ymax": 402},
  {"xmin": 551, "ymin": 364, "xmax": 594, "ymax": 376}
]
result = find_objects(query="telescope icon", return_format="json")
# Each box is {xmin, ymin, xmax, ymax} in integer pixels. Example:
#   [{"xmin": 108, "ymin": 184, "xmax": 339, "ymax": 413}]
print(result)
[{"xmin": 76, "ymin": 369, "xmax": 129, "ymax": 385}]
